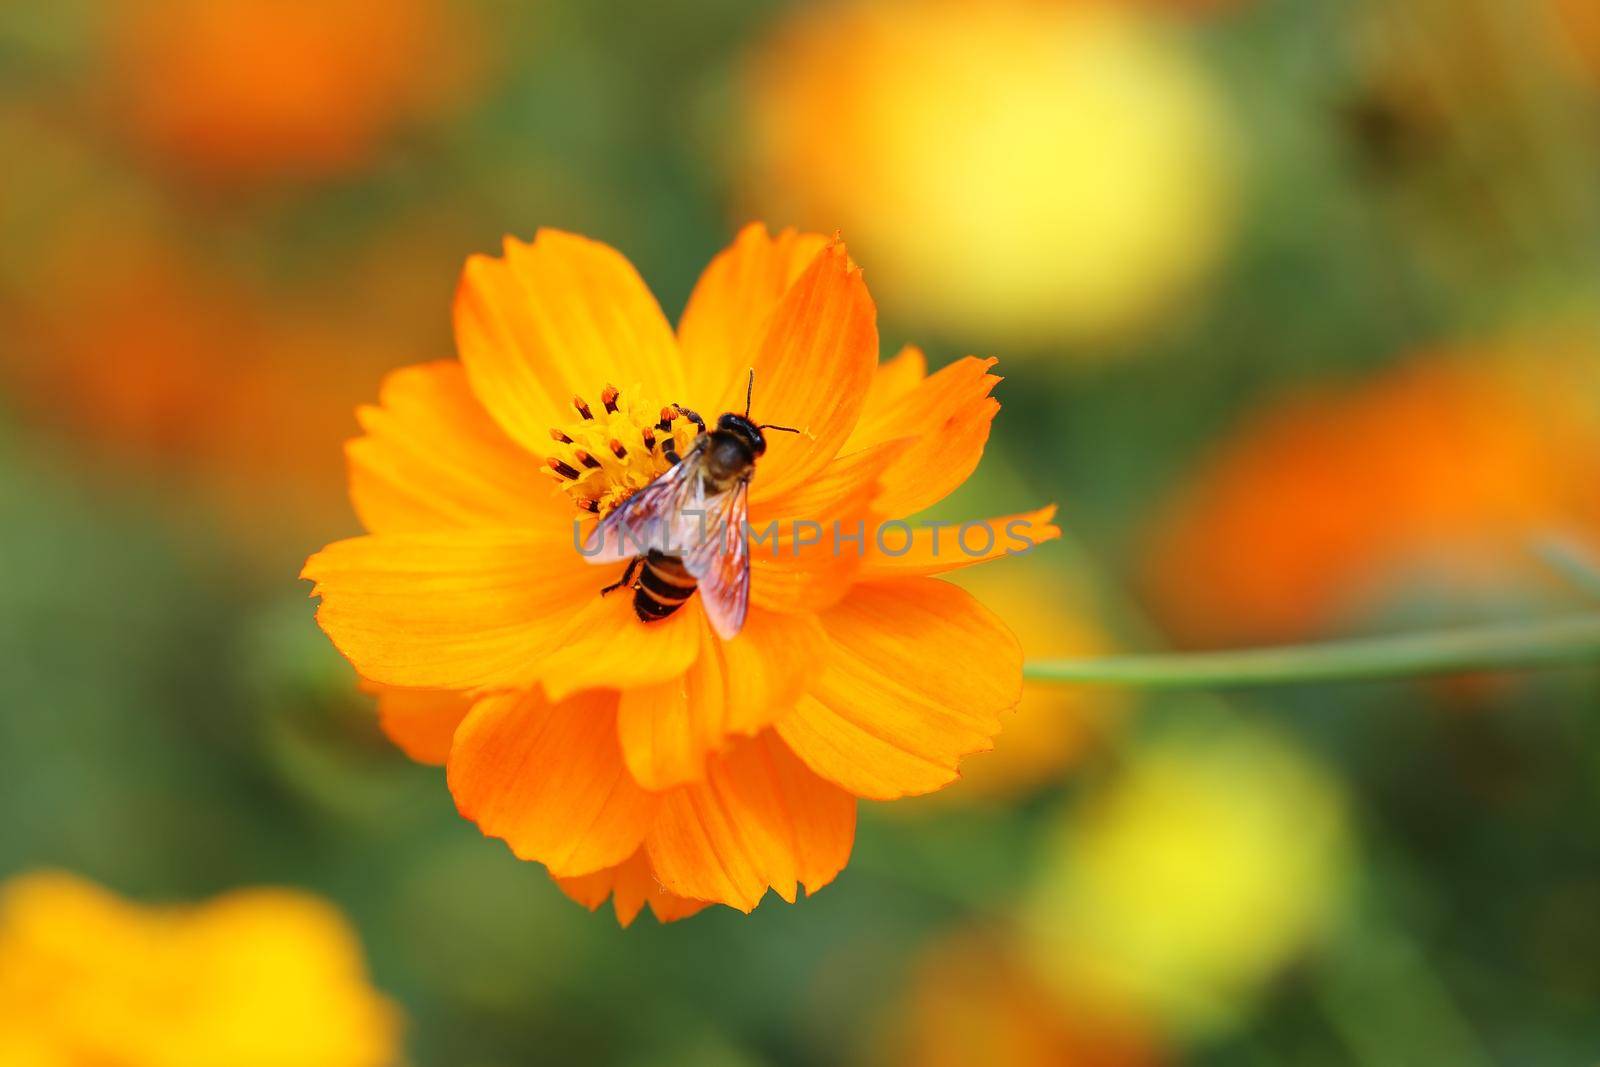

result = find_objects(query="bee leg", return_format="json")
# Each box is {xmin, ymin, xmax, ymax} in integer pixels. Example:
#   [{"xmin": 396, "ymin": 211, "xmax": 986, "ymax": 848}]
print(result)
[
  {"xmin": 600, "ymin": 556, "xmax": 642, "ymax": 597},
  {"xmin": 673, "ymin": 405, "xmax": 706, "ymax": 436}
]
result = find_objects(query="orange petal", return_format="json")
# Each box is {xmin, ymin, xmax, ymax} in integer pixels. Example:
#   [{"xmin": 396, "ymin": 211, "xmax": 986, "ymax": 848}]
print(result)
[
  {"xmin": 716, "ymin": 608, "xmax": 829, "ymax": 735},
  {"xmin": 535, "ymin": 590, "xmax": 703, "ymax": 703},
  {"xmin": 751, "ymin": 436, "xmax": 911, "ymax": 525},
  {"xmin": 748, "ymin": 437, "xmax": 912, "ymax": 614},
  {"xmin": 775, "ymin": 578, "xmax": 1022, "ymax": 800},
  {"xmin": 302, "ymin": 530, "xmax": 595, "ymax": 691},
  {"xmin": 645, "ymin": 731, "xmax": 856, "ymax": 912},
  {"xmin": 727, "ymin": 240, "xmax": 879, "ymax": 503},
  {"xmin": 616, "ymin": 607, "xmax": 828, "ymax": 790},
  {"xmin": 447, "ymin": 689, "xmax": 659, "ymax": 878},
  {"xmin": 552, "ymin": 848, "xmax": 711, "ymax": 926},
  {"xmin": 847, "ymin": 355, "xmax": 1001, "ymax": 517},
  {"xmin": 453, "ymin": 230, "xmax": 684, "ymax": 456},
  {"xmin": 346, "ymin": 360, "xmax": 561, "ymax": 535},
  {"xmin": 860, "ymin": 506, "xmax": 1061, "ymax": 578},
  {"xmin": 364, "ymin": 683, "xmax": 473, "ymax": 766},
  {"xmin": 677, "ymin": 222, "xmax": 831, "ymax": 410},
  {"xmin": 616, "ymin": 613, "xmax": 729, "ymax": 791},
  {"xmin": 860, "ymin": 343, "xmax": 929, "ymax": 416}
]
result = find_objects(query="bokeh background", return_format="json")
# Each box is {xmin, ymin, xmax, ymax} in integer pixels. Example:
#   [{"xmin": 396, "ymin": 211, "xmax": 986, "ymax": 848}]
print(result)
[{"xmin": 3, "ymin": 0, "xmax": 1600, "ymax": 1063}]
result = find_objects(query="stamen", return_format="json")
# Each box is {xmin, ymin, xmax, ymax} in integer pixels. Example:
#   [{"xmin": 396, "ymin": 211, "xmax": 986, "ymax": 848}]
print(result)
[{"xmin": 545, "ymin": 384, "xmax": 695, "ymax": 517}]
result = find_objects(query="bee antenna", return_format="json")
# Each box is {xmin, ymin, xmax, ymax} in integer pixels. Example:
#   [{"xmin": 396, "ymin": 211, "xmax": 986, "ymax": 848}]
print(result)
[
  {"xmin": 744, "ymin": 369, "xmax": 755, "ymax": 419},
  {"xmin": 758, "ymin": 423, "xmax": 801, "ymax": 435}
]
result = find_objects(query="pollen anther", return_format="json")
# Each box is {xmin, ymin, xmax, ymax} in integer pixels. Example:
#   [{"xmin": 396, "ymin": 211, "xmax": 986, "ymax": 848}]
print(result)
[{"xmin": 542, "ymin": 385, "xmax": 701, "ymax": 517}]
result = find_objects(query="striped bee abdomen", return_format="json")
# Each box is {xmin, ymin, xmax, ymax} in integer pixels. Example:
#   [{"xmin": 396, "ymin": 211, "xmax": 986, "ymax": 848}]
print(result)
[{"xmin": 633, "ymin": 550, "xmax": 697, "ymax": 622}]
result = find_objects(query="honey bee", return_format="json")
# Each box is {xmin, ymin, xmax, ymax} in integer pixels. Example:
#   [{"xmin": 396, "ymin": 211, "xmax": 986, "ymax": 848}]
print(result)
[{"xmin": 585, "ymin": 373, "xmax": 798, "ymax": 639}]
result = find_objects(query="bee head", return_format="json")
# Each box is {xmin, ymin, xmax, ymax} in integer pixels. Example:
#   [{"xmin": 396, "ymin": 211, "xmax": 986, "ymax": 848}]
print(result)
[
  {"xmin": 723, "ymin": 370, "xmax": 802, "ymax": 460},
  {"xmin": 716, "ymin": 412, "xmax": 767, "ymax": 456}
]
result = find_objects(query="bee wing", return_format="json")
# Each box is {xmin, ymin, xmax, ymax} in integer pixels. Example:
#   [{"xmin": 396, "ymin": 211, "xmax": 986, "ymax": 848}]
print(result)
[
  {"xmin": 683, "ymin": 478, "xmax": 751, "ymax": 640},
  {"xmin": 583, "ymin": 451, "xmax": 712, "ymax": 564}
]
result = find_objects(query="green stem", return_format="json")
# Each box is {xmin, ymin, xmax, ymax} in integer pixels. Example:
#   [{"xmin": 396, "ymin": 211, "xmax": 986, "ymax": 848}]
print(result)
[
  {"xmin": 1532, "ymin": 536, "xmax": 1600, "ymax": 601},
  {"xmin": 1024, "ymin": 613, "xmax": 1600, "ymax": 688}
]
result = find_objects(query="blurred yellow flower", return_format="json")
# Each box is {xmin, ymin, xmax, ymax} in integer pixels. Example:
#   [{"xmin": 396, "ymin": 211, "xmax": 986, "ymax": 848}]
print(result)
[
  {"xmin": 741, "ymin": 0, "xmax": 1235, "ymax": 348},
  {"xmin": 0, "ymin": 871, "xmax": 399, "ymax": 1067},
  {"xmin": 1020, "ymin": 717, "xmax": 1351, "ymax": 1036},
  {"xmin": 873, "ymin": 929, "xmax": 1161, "ymax": 1067},
  {"xmin": 1142, "ymin": 348, "xmax": 1600, "ymax": 647}
]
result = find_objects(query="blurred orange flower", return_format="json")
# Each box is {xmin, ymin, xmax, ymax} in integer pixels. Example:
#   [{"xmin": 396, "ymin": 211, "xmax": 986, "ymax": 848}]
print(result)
[
  {"xmin": 0, "ymin": 871, "xmax": 398, "ymax": 1067},
  {"xmin": 108, "ymin": 0, "xmax": 481, "ymax": 183},
  {"xmin": 303, "ymin": 224, "xmax": 1059, "ymax": 921},
  {"xmin": 10, "ymin": 235, "xmax": 244, "ymax": 461},
  {"xmin": 6, "ymin": 226, "xmax": 413, "ymax": 534},
  {"xmin": 1142, "ymin": 350, "xmax": 1600, "ymax": 647},
  {"xmin": 873, "ymin": 930, "xmax": 1160, "ymax": 1067},
  {"xmin": 740, "ymin": 0, "xmax": 1234, "ymax": 347},
  {"xmin": 1553, "ymin": 0, "xmax": 1600, "ymax": 82}
]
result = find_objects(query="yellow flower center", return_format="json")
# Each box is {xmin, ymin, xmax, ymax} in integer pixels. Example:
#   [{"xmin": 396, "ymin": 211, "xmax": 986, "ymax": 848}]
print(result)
[{"xmin": 542, "ymin": 384, "xmax": 703, "ymax": 517}]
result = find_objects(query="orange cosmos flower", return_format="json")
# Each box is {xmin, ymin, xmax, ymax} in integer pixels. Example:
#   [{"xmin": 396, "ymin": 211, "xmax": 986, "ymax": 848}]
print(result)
[
  {"xmin": 0, "ymin": 871, "xmax": 398, "ymax": 1067},
  {"xmin": 902, "ymin": 568, "xmax": 1126, "ymax": 807},
  {"xmin": 303, "ymin": 224, "xmax": 1060, "ymax": 921}
]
